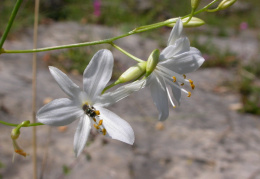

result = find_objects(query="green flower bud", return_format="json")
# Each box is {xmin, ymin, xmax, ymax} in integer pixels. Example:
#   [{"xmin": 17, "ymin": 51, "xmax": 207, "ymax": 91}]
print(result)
[
  {"xmin": 183, "ymin": 17, "xmax": 205, "ymax": 27},
  {"xmin": 146, "ymin": 49, "xmax": 160, "ymax": 77},
  {"xmin": 217, "ymin": 0, "xmax": 237, "ymax": 10},
  {"xmin": 166, "ymin": 17, "xmax": 205, "ymax": 28},
  {"xmin": 191, "ymin": 0, "xmax": 201, "ymax": 10},
  {"xmin": 116, "ymin": 62, "xmax": 147, "ymax": 84},
  {"xmin": 11, "ymin": 128, "xmax": 20, "ymax": 140}
]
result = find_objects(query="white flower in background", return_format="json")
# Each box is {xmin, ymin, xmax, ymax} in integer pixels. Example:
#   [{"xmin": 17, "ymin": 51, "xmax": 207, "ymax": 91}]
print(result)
[
  {"xmin": 145, "ymin": 18, "xmax": 205, "ymax": 121},
  {"xmin": 37, "ymin": 49, "xmax": 139, "ymax": 157}
]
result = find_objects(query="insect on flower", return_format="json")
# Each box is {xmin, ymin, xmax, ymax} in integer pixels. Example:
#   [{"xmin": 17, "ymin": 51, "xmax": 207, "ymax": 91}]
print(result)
[{"xmin": 37, "ymin": 49, "xmax": 143, "ymax": 157}]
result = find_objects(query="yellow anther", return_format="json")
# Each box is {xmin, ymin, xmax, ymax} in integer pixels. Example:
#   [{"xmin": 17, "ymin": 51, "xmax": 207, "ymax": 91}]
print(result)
[
  {"xmin": 93, "ymin": 118, "xmax": 96, "ymax": 122},
  {"xmin": 102, "ymin": 128, "xmax": 107, "ymax": 135},
  {"xmin": 188, "ymin": 79, "xmax": 193, "ymax": 84},
  {"xmin": 98, "ymin": 119, "xmax": 103, "ymax": 126},
  {"xmin": 94, "ymin": 124, "xmax": 100, "ymax": 129},
  {"xmin": 181, "ymin": 83, "xmax": 184, "ymax": 86},
  {"xmin": 173, "ymin": 106, "xmax": 176, "ymax": 108},
  {"xmin": 172, "ymin": 76, "xmax": 176, "ymax": 82},
  {"xmin": 191, "ymin": 84, "xmax": 195, "ymax": 90},
  {"xmin": 95, "ymin": 110, "xmax": 100, "ymax": 115},
  {"xmin": 187, "ymin": 92, "xmax": 191, "ymax": 97},
  {"xmin": 183, "ymin": 74, "xmax": 186, "ymax": 79}
]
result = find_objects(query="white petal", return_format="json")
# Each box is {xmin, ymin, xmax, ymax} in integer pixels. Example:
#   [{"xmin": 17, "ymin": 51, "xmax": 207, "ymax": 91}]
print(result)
[
  {"xmin": 83, "ymin": 49, "xmax": 113, "ymax": 102},
  {"xmin": 150, "ymin": 74, "xmax": 169, "ymax": 121},
  {"xmin": 37, "ymin": 98, "xmax": 83, "ymax": 126},
  {"xmin": 160, "ymin": 37, "xmax": 190, "ymax": 61},
  {"xmin": 168, "ymin": 82, "xmax": 181, "ymax": 106},
  {"xmin": 49, "ymin": 66, "xmax": 81, "ymax": 99},
  {"xmin": 73, "ymin": 115, "xmax": 91, "ymax": 157},
  {"xmin": 160, "ymin": 47, "xmax": 205, "ymax": 74},
  {"xmin": 95, "ymin": 80, "xmax": 146, "ymax": 107},
  {"xmin": 95, "ymin": 106, "xmax": 135, "ymax": 145},
  {"xmin": 168, "ymin": 18, "xmax": 183, "ymax": 46}
]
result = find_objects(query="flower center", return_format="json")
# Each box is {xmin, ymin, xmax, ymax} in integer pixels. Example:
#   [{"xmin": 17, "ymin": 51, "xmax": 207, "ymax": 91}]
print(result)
[{"xmin": 82, "ymin": 103, "xmax": 106, "ymax": 135}]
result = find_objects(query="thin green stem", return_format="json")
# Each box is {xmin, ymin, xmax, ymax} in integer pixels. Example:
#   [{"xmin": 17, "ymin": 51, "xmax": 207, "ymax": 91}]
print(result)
[
  {"xmin": 102, "ymin": 82, "xmax": 119, "ymax": 94},
  {"xmin": 110, "ymin": 42, "xmax": 144, "ymax": 63},
  {"xmin": 0, "ymin": 120, "xmax": 44, "ymax": 127},
  {"xmin": 2, "ymin": 0, "xmax": 220, "ymax": 55},
  {"xmin": 206, "ymin": 8, "xmax": 219, "ymax": 12},
  {"xmin": 0, "ymin": 0, "xmax": 23, "ymax": 49},
  {"xmin": 184, "ymin": 9, "xmax": 195, "ymax": 25}
]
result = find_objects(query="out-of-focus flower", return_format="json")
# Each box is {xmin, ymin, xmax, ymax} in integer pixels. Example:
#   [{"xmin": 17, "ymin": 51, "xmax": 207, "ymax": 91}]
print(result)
[
  {"xmin": 94, "ymin": 0, "xmax": 101, "ymax": 17},
  {"xmin": 240, "ymin": 22, "xmax": 248, "ymax": 31},
  {"xmin": 144, "ymin": 18, "xmax": 205, "ymax": 121}
]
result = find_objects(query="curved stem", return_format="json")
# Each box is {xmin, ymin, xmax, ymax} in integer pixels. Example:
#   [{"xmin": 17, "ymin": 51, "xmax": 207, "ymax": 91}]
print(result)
[
  {"xmin": 110, "ymin": 42, "xmax": 144, "ymax": 63},
  {"xmin": 0, "ymin": 120, "xmax": 44, "ymax": 127},
  {"xmin": 2, "ymin": 0, "xmax": 220, "ymax": 54},
  {"xmin": 0, "ymin": 0, "xmax": 23, "ymax": 49},
  {"xmin": 184, "ymin": 9, "xmax": 194, "ymax": 25}
]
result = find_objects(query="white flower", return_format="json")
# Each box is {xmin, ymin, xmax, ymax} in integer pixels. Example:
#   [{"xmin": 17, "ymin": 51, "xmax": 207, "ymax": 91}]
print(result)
[
  {"xmin": 146, "ymin": 18, "xmax": 205, "ymax": 121},
  {"xmin": 37, "ymin": 49, "xmax": 137, "ymax": 157}
]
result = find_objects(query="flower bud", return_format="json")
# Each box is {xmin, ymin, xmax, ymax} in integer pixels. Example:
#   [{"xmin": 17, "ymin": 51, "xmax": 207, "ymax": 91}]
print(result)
[
  {"xmin": 116, "ymin": 62, "xmax": 147, "ymax": 84},
  {"xmin": 166, "ymin": 17, "xmax": 205, "ymax": 28},
  {"xmin": 146, "ymin": 49, "xmax": 160, "ymax": 77},
  {"xmin": 11, "ymin": 128, "xmax": 20, "ymax": 140},
  {"xmin": 191, "ymin": 0, "xmax": 201, "ymax": 10},
  {"xmin": 217, "ymin": 0, "xmax": 237, "ymax": 10}
]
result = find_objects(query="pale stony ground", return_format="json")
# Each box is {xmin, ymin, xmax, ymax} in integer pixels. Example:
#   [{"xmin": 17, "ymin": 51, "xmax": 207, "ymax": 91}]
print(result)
[{"xmin": 0, "ymin": 22, "xmax": 260, "ymax": 179}]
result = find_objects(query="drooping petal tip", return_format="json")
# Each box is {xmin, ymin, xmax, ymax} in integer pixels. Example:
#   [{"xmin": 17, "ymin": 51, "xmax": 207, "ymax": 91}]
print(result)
[{"xmin": 73, "ymin": 116, "xmax": 91, "ymax": 157}]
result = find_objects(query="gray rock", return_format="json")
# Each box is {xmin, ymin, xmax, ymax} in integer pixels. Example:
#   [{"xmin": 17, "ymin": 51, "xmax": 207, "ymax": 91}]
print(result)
[{"xmin": 0, "ymin": 22, "xmax": 260, "ymax": 179}]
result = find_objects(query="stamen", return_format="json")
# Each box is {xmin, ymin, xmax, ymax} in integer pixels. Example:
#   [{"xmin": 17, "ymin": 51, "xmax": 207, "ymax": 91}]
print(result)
[
  {"xmin": 98, "ymin": 119, "xmax": 103, "ymax": 126},
  {"xmin": 187, "ymin": 92, "xmax": 191, "ymax": 97},
  {"xmin": 188, "ymin": 79, "xmax": 193, "ymax": 85},
  {"xmin": 95, "ymin": 110, "xmax": 100, "ymax": 115},
  {"xmin": 191, "ymin": 84, "xmax": 195, "ymax": 90},
  {"xmin": 93, "ymin": 118, "xmax": 96, "ymax": 122},
  {"xmin": 94, "ymin": 124, "xmax": 100, "ymax": 129},
  {"xmin": 181, "ymin": 83, "xmax": 184, "ymax": 86},
  {"xmin": 172, "ymin": 76, "xmax": 176, "ymax": 82},
  {"xmin": 183, "ymin": 74, "xmax": 186, "ymax": 79},
  {"xmin": 102, "ymin": 128, "xmax": 107, "ymax": 135}
]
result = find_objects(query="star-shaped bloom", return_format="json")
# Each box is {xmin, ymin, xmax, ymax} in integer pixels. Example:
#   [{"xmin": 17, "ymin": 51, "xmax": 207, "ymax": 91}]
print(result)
[
  {"xmin": 37, "ymin": 49, "xmax": 138, "ymax": 157},
  {"xmin": 145, "ymin": 18, "xmax": 205, "ymax": 121}
]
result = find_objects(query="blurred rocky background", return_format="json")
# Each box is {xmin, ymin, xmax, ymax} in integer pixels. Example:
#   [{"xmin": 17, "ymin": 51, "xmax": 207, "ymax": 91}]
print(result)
[{"xmin": 0, "ymin": 0, "xmax": 260, "ymax": 179}]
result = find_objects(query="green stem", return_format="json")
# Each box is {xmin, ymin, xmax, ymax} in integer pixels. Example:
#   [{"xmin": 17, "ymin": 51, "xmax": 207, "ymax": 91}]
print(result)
[
  {"xmin": 0, "ymin": 120, "xmax": 44, "ymax": 127},
  {"xmin": 110, "ymin": 42, "xmax": 144, "ymax": 63},
  {"xmin": 102, "ymin": 82, "xmax": 119, "ymax": 94},
  {"xmin": 184, "ymin": 9, "xmax": 195, "ymax": 25},
  {"xmin": 206, "ymin": 8, "xmax": 219, "ymax": 12},
  {"xmin": 0, "ymin": 0, "xmax": 23, "ymax": 49},
  {"xmin": 2, "ymin": 0, "xmax": 220, "ymax": 54}
]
